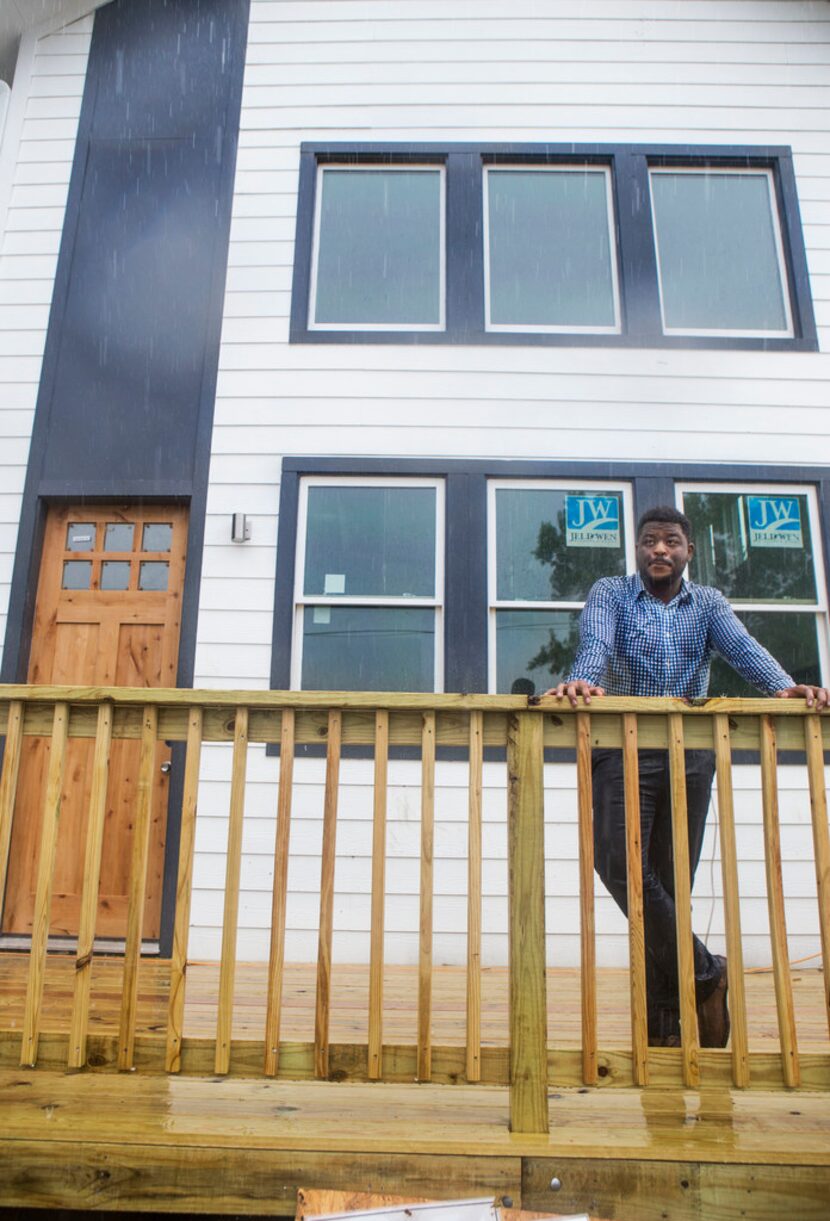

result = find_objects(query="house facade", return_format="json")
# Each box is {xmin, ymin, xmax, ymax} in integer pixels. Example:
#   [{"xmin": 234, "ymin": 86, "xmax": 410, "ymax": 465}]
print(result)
[{"xmin": 0, "ymin": 0, "xmax": 827, "ymax": 971}]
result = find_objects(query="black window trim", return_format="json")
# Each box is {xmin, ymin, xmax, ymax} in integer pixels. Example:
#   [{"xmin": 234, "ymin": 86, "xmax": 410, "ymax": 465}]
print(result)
[{"xmin": 289, "ymin": 142, "xmax": 818, "ymax": 353}]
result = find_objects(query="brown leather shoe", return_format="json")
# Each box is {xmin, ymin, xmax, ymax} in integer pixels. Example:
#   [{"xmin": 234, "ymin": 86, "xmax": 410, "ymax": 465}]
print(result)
[
  {"xmin": 697, "ymin": 955, "xmax": 730, "ymax": 1048},
  {"xmin": 648, "ymin": 1033, "xmax": 682, "ymax": 1048}
]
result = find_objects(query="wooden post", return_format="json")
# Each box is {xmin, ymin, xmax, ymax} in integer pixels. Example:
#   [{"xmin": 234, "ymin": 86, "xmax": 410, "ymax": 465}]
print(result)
[
  {"xmin": 21, "ymin": 702, "xmax": 69, "ymax": 1068},
  {"xmin": 667, "ymin": 712, "xmax": 701, "ymax": 1089},
  {"xmin": 0, "ymin": 700, "xmax": 24, "ymax": 910},
  {"xmin": 417, "ymin": 710, "xmax": 435, "ymax": 1082},
  {"xmin": 466, "ymin": 709, "xmax": 483, "ymax": 1083},
  {"xmin": 713, "ymin": 713, "xmax": 750, "ymax": 1088},
  {"xmin": 214, "ymin": 707, "xmax": 249, "ymax": 1076},
  {"xmin": 165, "ymin": 707, "xmax": 203, "ymax": 1073},
  {"xmin": 315, "ymin": 710, "xmax": 341, "ymax": 1079},
  {"xmin": 576, "ymin": 711, "xmax": 597, "ymax": 1087},
  {"xmin": 368, "ymin": 709, "xmax": 389, "ymax": 1081},
  {"xmin": 264, "ymin": 708, "xmax": 295, "ymax": 1077},
  {"xmin": 622, "ymin": 712, "xmax": 648, "ymax": 1086},
  {"xmin": 760, "ymin": 714, "xmax": 800, "ymax": 1088},
  {"xmin": 507, "ymin": 710, "xmax": 548, "ymax": 1135},
  {"xmin": 69, "ymin": 702, "xmax": 113, "ymax": 1069},
  {"xmin": 118, "ymin": 705, "xmax": 159, "ymax": 1071},
  {"xmin": 804, "ymin": 714, "xmax": 830, "ymax": 1041}
]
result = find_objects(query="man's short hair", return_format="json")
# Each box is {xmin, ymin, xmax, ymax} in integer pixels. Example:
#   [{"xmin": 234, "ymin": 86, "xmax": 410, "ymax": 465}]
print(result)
[{"xmin": 636, "ymin": 505, "xmax": 692, "ymax": 541}]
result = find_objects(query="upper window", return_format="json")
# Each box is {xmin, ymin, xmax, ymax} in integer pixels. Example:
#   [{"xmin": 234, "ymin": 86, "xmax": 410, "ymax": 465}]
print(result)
[
  {"xmin": 310, "ymin": 165, "xmax": 445, "ymax": 331},
  {"xmin": 489, "ymin": 481, "xmax": 634, "ymax": 694},
  {"xmin": 678, "ymin": 484, "xmax": 829, "ymax": 696},
  {"xmin": 291, "ymin": 144, "xmax": 817, "ymax": 351},
  {"xmin": 293, "ymin": 477, "xmax": 444, "ymax": 691},
  {"xmin": 650, "ymin": 168, "xmax": 792, "ymax": 338}
]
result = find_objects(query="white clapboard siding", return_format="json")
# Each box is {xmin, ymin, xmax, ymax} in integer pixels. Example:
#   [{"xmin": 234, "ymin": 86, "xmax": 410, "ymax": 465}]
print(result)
[
  {"xmin": 188, "ymin": 0, "xmax": 830, "ymax": 967},
  {"xmin": 0, "ymin": 14, "xmax": 93, "ymax": 673}
]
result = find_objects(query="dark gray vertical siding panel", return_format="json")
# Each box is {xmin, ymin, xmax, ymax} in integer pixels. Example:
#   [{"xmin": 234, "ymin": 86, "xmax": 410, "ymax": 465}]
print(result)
[{"xmin": 2, "ymin": 0, "xmax": 251, "ymax": 954}]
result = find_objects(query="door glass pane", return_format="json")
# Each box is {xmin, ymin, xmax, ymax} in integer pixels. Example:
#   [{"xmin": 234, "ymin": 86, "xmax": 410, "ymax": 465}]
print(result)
[
  {"xmin": 304, "ymin": 486, "xmax": 436, "ymax": 598},
  {"xmin": 138, "ymin": 561, "xmax": 169, "ymax": 591},
  {"xmin": 487, "ymin": 168, "xmax": 618, "ymax": 328},
  {"xmin": 709, "ymin": 612, "xmax": 821, "ymax": 696},
  {"xmin": 496, "ymin": 488, "xmax": 626, "ymax": 601},
  {"xmin": 104, "ymin": 523, "xmax": 135, "ymax": 551},
  {"xmin": 62, "ymin": 560, "xmax": 92, "ymax": 590},
  {"xmin": 302, "ymin": 606, "xmax": 434, "ymax": 691},
  {"xmin": 100, "ymin": 561, "xmax": 131, "ymax": 591},
  {"xmin": 650, "ymin": 171, "xmax": 789, "ymax": 333},
  {"xmin": 496, "ymin": 609, "xmax": 582, "ymax": 694},
  {"xmin": 684, "ymin": 492, "xmax": 816, "ymax": 604},
  {"xmin": 314, "ymin": 168, "xmax": 442, "ymax": 326},
  {"xmin": 142, "ymin": 523, "xmax": 173, "ymax": 552},
  {"xmin": 66, "ymin": 523, "xmax": 95, "ymax": 552}
]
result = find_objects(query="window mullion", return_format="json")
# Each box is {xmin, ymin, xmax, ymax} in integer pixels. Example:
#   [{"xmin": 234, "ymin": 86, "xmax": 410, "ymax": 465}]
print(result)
[{"xmin": 611, "ymin": 149, "xmax": 662, "ymax": 342}]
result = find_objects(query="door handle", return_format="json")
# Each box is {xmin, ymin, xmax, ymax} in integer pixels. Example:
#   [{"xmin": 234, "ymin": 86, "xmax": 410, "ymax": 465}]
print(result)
[{"xmin": 160, "ymin": 761, "xmax": 172, "ymax": 775}]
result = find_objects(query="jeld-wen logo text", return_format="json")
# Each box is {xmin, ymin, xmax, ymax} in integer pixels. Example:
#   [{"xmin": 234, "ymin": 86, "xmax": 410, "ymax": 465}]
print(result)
[
  {"xmin": 747, "ymin": 496, "xmax": 803, "ymax": 549},
  {"xmin": 566, "ymin": 496, "xmax": 620, "ymax": 548}
]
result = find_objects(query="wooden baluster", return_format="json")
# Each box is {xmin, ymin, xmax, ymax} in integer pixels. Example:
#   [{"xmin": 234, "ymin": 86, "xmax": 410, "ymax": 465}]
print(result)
[
  {"xmin": 466, "ymin": 709, "xmax": 483, "ymax": 1083},
  {"xmin": 21, "ymin": 702, "xmax": 69, "ymax": 1068},
  {"xmin": 713, "ymin": 713, "xmax": 750, "ymax": 1087},
  {"xmin": 507, "ymin": 711, "xmax": 548, "ymax": 1134},
  {"xmin": 69, "ymin": 702, "xmax": 113, "ymax": 1069},
  {"xmin": 804, "ymin": 713, "xmax": 830, "ymax": 1041},
  {"xmin": 576, "ymin": 711, "xmax": 597, "ymax": 1086},
  {"xmin": 314, "ymin": 710, "xmax": 341, "ymax": 1079},
  {"xmin": 622, "ymin": 712, "xmax": 648, "ymax": 1086},
  {"xmin": 760, "ymin": 714, "xmax": 800, "ymax": 1087},
  {"xmin": 214, "ymin": 707, "xmax": 249, "ymax": 1076},
  {"xmin": 117, "ymin": 705, "xmax": 159, "ymax": 1071},
  {"xmin": 0, "ymin": 700, "xmax": 24, "ymax": 914},
  {"xmin": 165, "ymin": 707, "xmax": 203, "ymax": 1073},
  {"xmin": 667, "ymin": 712, "xmax": 700, "ymax": 1088},
  {"xmin": 417, "ymin": 711, "xmax": 436, "ymax": 1081},
  {"xmin": 265, "ymin": 709, "xmax": 295, "ymax": 1077},
  {"xmin": 368, "ymin": 709, "xmax": 389, "ymax": 1081}
]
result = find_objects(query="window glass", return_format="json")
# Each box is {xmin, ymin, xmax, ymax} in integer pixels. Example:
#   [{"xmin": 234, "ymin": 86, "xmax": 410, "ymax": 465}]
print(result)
[
  {"xmin": 684, "ymin": 491, "xmax": 816, "ymax": 604},
  {"xmin": 138, "ymin": 561, "xmax": 169, "ymax": 591},
  {"xmin": 301, "ymin": 606, "xmax": 434, "ymax": 691},
  {"xmin": 496, "ymin": 609, "xmax": 581, "ymax": 695},
  {"xmin": 104, "ymin": 523, "xmax": 134, "ymax": 552},
  {"xmin": 66, "ymin": 523, "xmax": 95, "ymax": 552},
  {"xmin": 313, "ymin": 168, "xmax": 443, "ymax": 327},
  {"xmin": 650, "ymin": 170, "xmax": 790, "ymax": 334},
  {"xmin": 496, "ymin": 488, "xmax": 626, "ymax": 601},
  {"xmin": 62, "ymin": 560, "xmax": 92, "ymax": 590},
  {"xmin": 304, "ymin": 486, "xmax": 436, "ymax": 598},
  {"xmin": 709, "ymin": 611, "xmax": 820, "ymax": 697},
  {"xmin": 486, "ymin": 168, "xmax": 618, "ymax": 329},
  {"xmin": 100, "ymin": 561, "xmax": 131, "ymax": 591},
  {"xmin": 142, "ymin": 523, "xmax": 173, "ymax": 552}
]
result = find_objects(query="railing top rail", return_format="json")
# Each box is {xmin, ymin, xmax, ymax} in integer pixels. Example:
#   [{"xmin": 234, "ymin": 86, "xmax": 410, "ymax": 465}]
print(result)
[{"xmin": 0, "ymin": 683, "xmax": 824, "ymax": 717}]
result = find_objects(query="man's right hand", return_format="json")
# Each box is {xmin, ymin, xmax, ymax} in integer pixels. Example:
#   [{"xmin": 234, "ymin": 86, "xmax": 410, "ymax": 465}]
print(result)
[{"xmin": 543, "ymin": 680, "xmax": 606, "ymax": 708}]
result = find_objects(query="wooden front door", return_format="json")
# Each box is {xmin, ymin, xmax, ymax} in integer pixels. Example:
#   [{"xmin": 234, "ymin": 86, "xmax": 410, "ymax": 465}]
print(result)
[{"xmin": 2, "ymin": 504, "xmax": 187, "ymax": 940}]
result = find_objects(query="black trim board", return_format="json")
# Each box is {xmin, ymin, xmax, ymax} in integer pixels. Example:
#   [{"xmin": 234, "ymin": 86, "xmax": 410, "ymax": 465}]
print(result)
[
  {"xmin": 290, "ymin": 142, "xmax": 818, "ymax": 352},
  {"xmin": 1, "ymin": 0, "xmax": 251, "ymax": 956}
]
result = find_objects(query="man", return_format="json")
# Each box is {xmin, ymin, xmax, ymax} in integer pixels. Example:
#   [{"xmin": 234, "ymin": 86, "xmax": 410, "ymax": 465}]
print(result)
[{"xmin": 547, "ymin": 505, "xmax": 829, "ymax": 1048}]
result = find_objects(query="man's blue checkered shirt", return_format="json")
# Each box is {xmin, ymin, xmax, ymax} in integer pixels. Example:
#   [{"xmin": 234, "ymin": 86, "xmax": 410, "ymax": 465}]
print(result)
[{"xmin": 567, "ymin": 574, "xmax": 794, "ymax": 698}]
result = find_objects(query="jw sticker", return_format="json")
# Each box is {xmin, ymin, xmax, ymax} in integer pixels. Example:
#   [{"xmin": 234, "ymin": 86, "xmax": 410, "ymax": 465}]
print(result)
[
  {"xmin": 565, "ymin": 495, "xmax": 621, "ymax": 548},
  {"xmin": 747, "ymin": 496, "xmax": 803, "ymax": 549}
]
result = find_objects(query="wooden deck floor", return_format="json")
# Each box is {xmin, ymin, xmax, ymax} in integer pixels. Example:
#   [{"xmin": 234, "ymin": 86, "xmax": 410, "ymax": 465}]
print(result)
[{"xmin": 0, "ymin": 955, "xmax": 828, "ymax": 1049}]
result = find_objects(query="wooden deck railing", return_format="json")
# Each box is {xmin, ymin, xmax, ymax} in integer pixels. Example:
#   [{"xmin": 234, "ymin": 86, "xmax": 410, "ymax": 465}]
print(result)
[{"xmin": 0, "ymin": 685, "xmax": 828, "ymax": 1133}]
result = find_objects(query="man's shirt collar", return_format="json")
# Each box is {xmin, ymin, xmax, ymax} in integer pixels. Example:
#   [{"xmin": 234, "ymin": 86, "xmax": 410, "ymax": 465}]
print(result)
[{"xmin": 630, "ymin": 571, "xmax": 691, "ymax": 604}]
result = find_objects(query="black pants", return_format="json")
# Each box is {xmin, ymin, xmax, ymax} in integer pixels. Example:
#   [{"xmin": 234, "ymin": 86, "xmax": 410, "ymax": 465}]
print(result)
[{"xmin": 592, "ymin": 748, "xmax": 720, "ymax": 1039}]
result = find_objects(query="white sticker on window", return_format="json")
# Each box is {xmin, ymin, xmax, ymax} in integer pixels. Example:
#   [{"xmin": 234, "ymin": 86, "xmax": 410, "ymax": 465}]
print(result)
[
  {"xmin": 324, "ymin": 573, "xmax": 346, "ymax": 594},
  {"xmin": 747, "ymin": 496, "xmax": 803, "ymax": 549},
  {"xmin": 565, "ymin": 495, "xmax": 621, "ymax": 548},
  {"xmin": 313, "ymin": 607, "xmax": 331, "ymax": 624}
]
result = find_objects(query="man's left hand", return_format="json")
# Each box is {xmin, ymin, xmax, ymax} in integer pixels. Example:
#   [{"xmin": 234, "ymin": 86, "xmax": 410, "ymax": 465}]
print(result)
[{"xmin": 775, "ymin": 685, "xmax": 830, "ymax": 710}]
